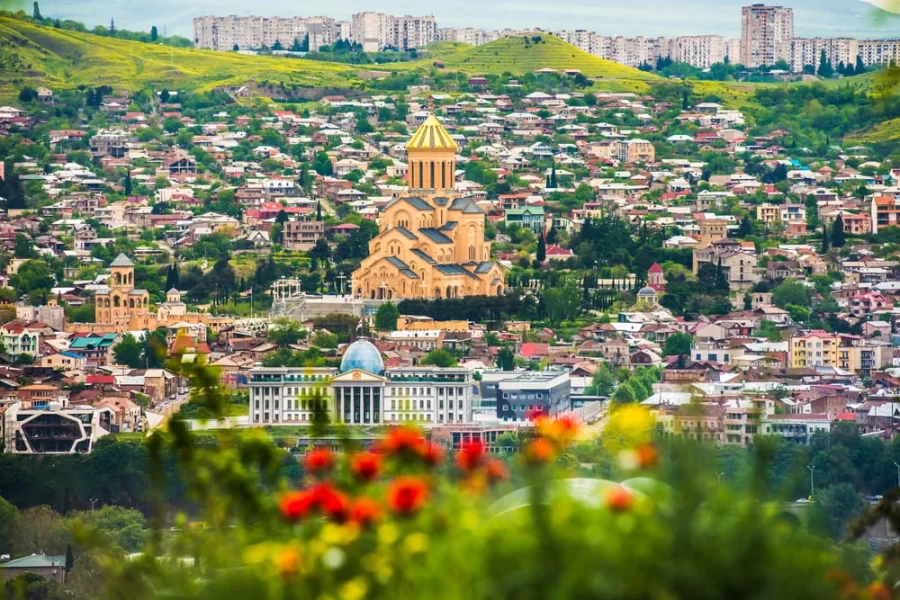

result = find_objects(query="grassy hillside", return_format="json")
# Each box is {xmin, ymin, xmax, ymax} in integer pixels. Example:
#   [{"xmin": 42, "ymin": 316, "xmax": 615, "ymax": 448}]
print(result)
[
  {"xmin": 849, "ymin": 117, "xmax": 900, "ymax": 143},
  {"xmin": 0, "ymin": 16, "xmax": 357, "ymax": 98},
  {"xmin": 399, "ymin": 34, "xmax": 660, "ymax": 92}
]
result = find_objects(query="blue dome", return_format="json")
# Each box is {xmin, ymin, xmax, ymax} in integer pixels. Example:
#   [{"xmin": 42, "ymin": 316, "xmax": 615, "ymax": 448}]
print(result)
[{"xmin": 340, "ymin": 339, "xmax": 385, "ymax": 375}]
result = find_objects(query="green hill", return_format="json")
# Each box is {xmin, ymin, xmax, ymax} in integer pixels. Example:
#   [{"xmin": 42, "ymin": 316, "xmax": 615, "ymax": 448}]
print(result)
[
  {"xmin": 397, "ymin": 34, "xmax": 661, "ymax": 91},
  {"xmin": 0, "ymin": 16, "xmax": 357, "ymax": 98}
]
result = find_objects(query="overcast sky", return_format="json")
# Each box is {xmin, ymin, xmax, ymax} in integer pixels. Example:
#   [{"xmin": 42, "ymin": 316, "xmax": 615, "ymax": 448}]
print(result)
[{"xmin": 27, "ymin": 0, "xmax": 900, "ymax": 39}]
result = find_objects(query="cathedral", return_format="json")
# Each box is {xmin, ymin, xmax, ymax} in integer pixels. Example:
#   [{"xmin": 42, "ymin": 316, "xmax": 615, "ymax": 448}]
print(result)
[
  {"xmin": 352, "ymin": 110, "xmax": 504, "ymax": 300},
  {"xmin": 94, "ymin": 254, "xmax": 154, "ymax": 328}
]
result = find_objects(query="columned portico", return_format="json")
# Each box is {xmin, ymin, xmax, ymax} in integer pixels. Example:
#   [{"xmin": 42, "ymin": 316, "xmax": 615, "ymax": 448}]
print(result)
[{"xmin": 333, "ymin": 376, "xmax": 385, "ymax": 425}]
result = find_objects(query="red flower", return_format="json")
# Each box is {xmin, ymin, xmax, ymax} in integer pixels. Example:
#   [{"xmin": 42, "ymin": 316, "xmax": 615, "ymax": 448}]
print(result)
[
  {"xmin": 485, "ymin": 458, "xmax": 509, "ymax": 483},
  {"xmin": 304, "ymin": 447, "xmax": 335, "ymax": 474},
  {"xmin": 420, "ymin": 442, "xmax": 444, "ymax": 468},
  {"xmin": 526, "ymin": 407, "xmax": 547, "ymax": 421},
  {"xmin": 605, "ymin": 486, "xmax": 634, "ymax": 512},
  {"xmin": 350, "ymin": 497, "xmax": 382, "ymax": 528},
  {"xmin": 456, "ymin": 439, "xmax": 485, "ymax": 472},
  {"xmin": 279, "ymin": 490, "xmax": 314, "ymax": 522},
  {"xmin": 350, "ymin": 451, "xmax": 383, "ymax": 482},
  {"xmin": 387, "ymin": 476, "xmax": 429, "ymax": 516},
  {"xmin": 311, "ymin": 483, "xmax": 350, "ymax": 522},
  {"xmin": 635, "ymin": 442, "xmax": 659, "ymax": 470},
  {"xmin": 380, "ymin": 425, "xmax": 426, "ymax": 455},
  {"xmin": 524, "ymin": 438, "xmax": 555, "ymax": 465},
  {"xmin": 868, "ymin": 582, "xmax": 892, "ymax": 600}
]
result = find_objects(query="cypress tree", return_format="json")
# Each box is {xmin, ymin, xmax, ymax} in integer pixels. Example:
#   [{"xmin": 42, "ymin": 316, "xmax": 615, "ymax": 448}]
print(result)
[
  {"xmin": 831, "ymin": 214, "xmax": 845, "ymax": 248},
  {"xmin": 821, "ymin": 224, "xmax": 830, "ymax": 253},
  {"xmin": 536, "ymin": 234, "xmax": 546, "ymax": 263}
]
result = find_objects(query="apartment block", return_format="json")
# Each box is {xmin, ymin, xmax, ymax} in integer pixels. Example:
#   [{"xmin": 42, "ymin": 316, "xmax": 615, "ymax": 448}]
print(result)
[
  {"xmin": 791, "ymin": 37, "xmax": 858, "ymax": 73},
  {"xmin": 617, "ymin": 139, "xmax": 656, "ymax": 164},
  {"xmin": 351, "ymin": 12, "xmax": 436, "ymax": 51},
  {"xmin": 789, "ymin": 330, "xmax": 839, "ymax": 368},
  {"xmin": 282, "ymin": 220, "xmax": 325, "ymax": 251},
  {"xmin": 740, "ymin": 4, "xmax": 794, "ymax": 67},
  {"xmin": 193, "ymin": 15, "xmax": 347, "ymax": 51},
  {"xmin": 670, "ymin": 36, "xmax": 726, "ymax": 69}
]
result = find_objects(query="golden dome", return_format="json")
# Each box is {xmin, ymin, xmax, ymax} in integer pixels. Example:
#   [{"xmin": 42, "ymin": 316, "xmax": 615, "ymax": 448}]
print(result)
[{"xmin": 406, "ymin": 113, "xmax": 458, "ymax": 151}]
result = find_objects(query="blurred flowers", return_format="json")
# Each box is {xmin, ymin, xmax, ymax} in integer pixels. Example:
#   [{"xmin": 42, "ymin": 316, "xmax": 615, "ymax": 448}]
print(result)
[
  {"xmin": 350, "ymin": 451, "xmax": 383, "ymax": 482},
  {"xmin": 304, "ymin": 447, "xmax": 335, "ymax": 475},
  {"xmin": 604, "ymin": 486, "xmax": 634, "ymax": 513},
  {"xmin": 387, "ymin": 476, "xmax": 429, "ymax": 516},
  {"xmin": 456, "ymin": 439, "xmax": 486, "ymax": 472}
]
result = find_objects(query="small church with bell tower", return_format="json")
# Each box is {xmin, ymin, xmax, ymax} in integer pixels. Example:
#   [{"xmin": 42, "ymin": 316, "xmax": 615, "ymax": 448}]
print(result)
[{"xmin": 352, "ymin": 103, "xmax": 504, "ymax": 300}]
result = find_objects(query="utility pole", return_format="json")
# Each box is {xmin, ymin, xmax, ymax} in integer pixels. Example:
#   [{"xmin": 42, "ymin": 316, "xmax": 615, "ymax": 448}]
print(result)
[
  {"xmin": 89, "ymin": 497, "xmax": 99, "ymax": 511},
  {"xmin": 337, "ymin": 272, "xmax": 347, "ymax": 296},
  {"xmin": 807, "ymin": 464, "xmax": 816, "ymax": 498}
]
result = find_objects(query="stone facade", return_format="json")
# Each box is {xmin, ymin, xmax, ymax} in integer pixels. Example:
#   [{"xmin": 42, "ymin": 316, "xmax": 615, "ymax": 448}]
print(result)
[{"xmin": 352, "ymin": 111, "xmax": 504, "ymax": 300}]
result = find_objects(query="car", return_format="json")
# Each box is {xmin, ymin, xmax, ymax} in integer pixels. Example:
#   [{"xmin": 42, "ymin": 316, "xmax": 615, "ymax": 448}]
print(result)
[{"xmin": 795, "ymin": 498, "xmax": 810, "ymax": 503}]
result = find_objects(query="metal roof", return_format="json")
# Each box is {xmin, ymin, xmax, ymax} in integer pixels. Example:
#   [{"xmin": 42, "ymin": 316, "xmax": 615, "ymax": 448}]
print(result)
[{"xmin": 418, "ymin": 228, "xmax": 454, "ymax": 245}]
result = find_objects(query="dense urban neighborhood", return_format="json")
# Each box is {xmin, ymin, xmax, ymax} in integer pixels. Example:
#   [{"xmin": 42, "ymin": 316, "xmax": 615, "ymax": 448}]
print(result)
[{"xmin": 0, "ymin": 3, "xmax": 899, "ymax": 599}]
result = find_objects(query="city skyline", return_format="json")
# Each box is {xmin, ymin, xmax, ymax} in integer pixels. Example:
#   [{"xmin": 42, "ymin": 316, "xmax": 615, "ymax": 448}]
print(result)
[{"xmin": 32, "ymin": 0, "xmax": 900, "ymax": 41}]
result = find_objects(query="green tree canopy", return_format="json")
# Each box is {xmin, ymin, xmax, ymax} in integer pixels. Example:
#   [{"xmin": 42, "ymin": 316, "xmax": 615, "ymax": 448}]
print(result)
[{"xmin": 375, "ymin": 302, "xmax": 400, "ymax": 332}]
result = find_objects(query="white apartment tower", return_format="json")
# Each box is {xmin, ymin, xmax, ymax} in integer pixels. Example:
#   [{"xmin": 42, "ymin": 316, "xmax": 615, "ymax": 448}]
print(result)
[
  {"xmin": 740, "ymin": 4, "xmax": 794, "ymax": 67},
  {"xmin": 351, "ymin": 12, "xmax": 436, "ymax": 51}
]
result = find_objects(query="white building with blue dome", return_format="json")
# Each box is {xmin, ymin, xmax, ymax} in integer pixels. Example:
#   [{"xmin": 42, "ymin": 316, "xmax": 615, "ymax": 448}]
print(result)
[{"xmin": 249, "ymin": 339, "xmax": 475, "ymax": 426}]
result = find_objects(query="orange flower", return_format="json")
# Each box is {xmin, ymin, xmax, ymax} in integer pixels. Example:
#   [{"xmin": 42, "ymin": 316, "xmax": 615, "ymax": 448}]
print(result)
[
  {"xmin": 350, "ymin": 497, "xmax": 382, "ymax": 528},
  {"xmin": 456, "ymin": 439, "xmax": 485, "ymax": 472},
  {"xmin": 380, "ymin": 425, "xmax": 426, "ymax": 455},
  {"xmin": 635, "ymin": 442, "xmax": 659, "ymax": 470},
  {"xmin": 536, "ymin": 415, "xmax": 579, "ymax": 445},
  {"xmin": 485, "ymin": 458, "xmax": 509, "ymax": 483},
  {"xmin": 276, "ymin": 546, "xmax": 301, "ymax": 578},
  {"xmin": 350, "ymin": 451, "xmax": 383, "ymax": 482},
  {"xmin": 279, "ymin": 490, "xmax": 314, "ymax": 522},
  {"xmin": 420, "ymin": 441, "xmax": 445, "ymax": 468},
  {"xmin": 311, "ymin": 483, "xmax": 350, "ymax": 522},
  {"xmin": 304, "ymin": 447, "xmax": 335, "ymax": 474},
  {"xmin": 605, "ymin": 486, "xmax": 634, "ymax": 512},
  {"xmin": 387, "ymin": 476, "xmax": 429, "ymax": 516},
  {"xmin": 524, "ymin": 438, "xmax": 556, "ymax": 465},
  {"xmin": 868, "ymin": 582, "xmax": 892, "ymax": 600}
]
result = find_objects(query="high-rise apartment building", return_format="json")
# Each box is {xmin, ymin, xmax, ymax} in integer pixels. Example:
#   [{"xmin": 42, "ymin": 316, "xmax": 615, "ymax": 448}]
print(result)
[
  {"xmin": 670, "ymin": 35, "xmax": 726, "ymax": 68},
  {"xmin": 193, "ymin": 15, "xmax": 347, "ymax": 51},
  {"xmin": 351, "ymin": 12, "xmax": 436, "ymax": 51},
  {"xmin": 740, "ymin": 4, "xmax": 794, "ymax": 67}
]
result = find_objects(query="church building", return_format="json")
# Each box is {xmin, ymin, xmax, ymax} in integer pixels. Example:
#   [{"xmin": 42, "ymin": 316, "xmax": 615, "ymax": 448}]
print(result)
[
  {"xmin": 94, "ymin": 254, "xmax": 153, "ymax": 328},
  {"xmin": 352, "ymin": 108, "xmax": 504, "ymax": 300}
]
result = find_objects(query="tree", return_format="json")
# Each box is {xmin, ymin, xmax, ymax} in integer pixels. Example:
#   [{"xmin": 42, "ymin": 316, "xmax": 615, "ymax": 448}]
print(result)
[
  {"xmin": 810, "ymin": 482, "xmax": 866, "ymax": 539},
  {"xmin": 12, "ymin": 505, "xmax": 67, "ymax": 556},
  {"xmin": 375, "ymin": 302, "xmax": 399, "ymax": 331},
  {"xmin": 821, "ymin": 224, "xmax": 829, "ymax": 253},
  {"xmin": 124, "ymin": 172, "xmax": 133, "ymax": 196},
  {"xmin": 18, "ymin": 86, "xmax": 37, "ymax": 103},
  {"xmin": 855, "ymin": 55, "xmax": 865, "ymax": 75},
  {"xmin": 65, "ymin": 544, "xmax": 74, "ymax": 572},
  {"xmin": 587, "ymin": 362, "xmax": 617, "ymax": 397},
  {"xmin": 113, "ymin": 333, "xmax": 143, "ymax": 368},
  {"xmin": 267, "ymin": 318, "xmax": 308, "ymax": 347},
  {"xmin": 32, "ymin": 1, "xmax": 41, "ymax": 20},
  {"xmin": 0, "ymin": 496, "xmax": 17, "ymax": 554},
  {"xmin": 150, "ymin": 26, "xmax": 158, "ymax": 41},
  {"xmin": 772, "ymin": 278, "xmax": 811, "ymax": 309},
  {"xmin": 549, "ymin": 162, "xmax": 558, "ymax": 189},
  {"xmin": 159, "ymin": 88, "xmax": 171, "ymax": 103},
  {"xmin": 831, "ymin": 214, "xmax": 845, "ymax": 248},
  {"xmin": 421, "ymin": 348, "xmax": 457, "ymax": 368},
  {"xmin": 536, "ymin": 234, "xmax": 546, "ymax": 264},
  {"xmin": 313, "ymin": 152, "xmax": 333, "ymax": 176},
  {"xmin": 67, "ymin": 505, "xmax": 146, "ymax": 552},
  {"xmin": 611, "ymin": 382, "xmax": 637, "ymax": 405},
  {"xmin": 233, "ymin": 43, "xmax": 240, "ymax": 52},
  {"xmin": 10, "ymin": 260, "xmax": 55, "ymax": 297},
  {"xmin": 496, "ymin": 347, "xmax": 514, "ymax": 371},
  {"xmin": 316, "ymin": 202, "xmax": 322, "ymax": 221},
  {"xmin": 662, "ymin": 332, "xmax": 694, "ymax": 357},
  {"xmin": 109, "ymin": 17, "xmax": 116, "ymax": 37},
  {"xmin": 142, "ymin": 328, "xmax": 168, "ymax": 369},
  {"xmin": 817, "ymin": 50, "xmax": 833, "ymax": 77}
]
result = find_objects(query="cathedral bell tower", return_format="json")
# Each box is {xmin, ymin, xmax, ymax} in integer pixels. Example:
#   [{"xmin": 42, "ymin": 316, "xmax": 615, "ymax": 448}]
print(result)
[{"xmin": 406, "ymin": 98, "xmax": 458, "ymax": 192}]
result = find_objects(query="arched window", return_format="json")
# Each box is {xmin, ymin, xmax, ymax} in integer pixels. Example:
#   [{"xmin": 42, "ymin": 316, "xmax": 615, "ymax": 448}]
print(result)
[
  {"xmin": 418, "ymin": 162, "xmax": 423, "ymax": 188},
  {"xmin": 430, "ymin": 162, "xmax": 435, "ymax": 189},
  {"xmin": 441, "ymin": 161, "xmax": 446, "ymax": 188},
  {"xmin": 113, "ymin": 296, "xmax": 120, "ymax": 307}
]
